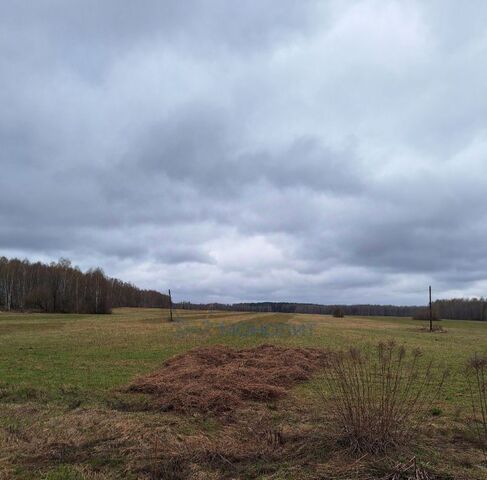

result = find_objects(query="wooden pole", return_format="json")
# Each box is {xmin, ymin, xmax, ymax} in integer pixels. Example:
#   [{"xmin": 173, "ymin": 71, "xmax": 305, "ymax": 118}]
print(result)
[
  {"xmin": 429, "ymin": 286, "xmax": 432, "ymax": 332},
  {"xmin": 168, "ymin": 289, "xmax": 173, "ymax": 322}
]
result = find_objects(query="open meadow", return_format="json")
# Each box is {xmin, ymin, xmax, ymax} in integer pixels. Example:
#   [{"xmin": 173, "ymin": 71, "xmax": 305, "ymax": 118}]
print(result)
[{"xmin": 1, "ymin": 308, "xmax": 486, "ymax": 479}]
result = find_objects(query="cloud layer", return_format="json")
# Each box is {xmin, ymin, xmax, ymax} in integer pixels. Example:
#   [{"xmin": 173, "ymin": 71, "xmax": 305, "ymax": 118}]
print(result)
[{"xmin": 2, "ymin": 0, "xmax": 487, "ymax": 304}]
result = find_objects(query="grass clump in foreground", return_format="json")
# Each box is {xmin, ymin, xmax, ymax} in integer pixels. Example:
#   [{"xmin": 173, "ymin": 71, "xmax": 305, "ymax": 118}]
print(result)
[{"xmin": 317, "ymin": 340, "xmax": 448, "ymax": 455}]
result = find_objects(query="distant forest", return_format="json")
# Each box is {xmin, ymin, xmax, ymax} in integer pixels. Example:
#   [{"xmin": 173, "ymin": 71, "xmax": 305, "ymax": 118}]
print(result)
[
  {"xmin": 0, "ymin": 257, "xmax": 170, "ymax": 314},
  {"xmin": 177, "ymin": 299, "xmax": 487, "ymax": 322},
  {"xmin": 2, "ymin": 255, "xmax": 486, "ymax": 321}
]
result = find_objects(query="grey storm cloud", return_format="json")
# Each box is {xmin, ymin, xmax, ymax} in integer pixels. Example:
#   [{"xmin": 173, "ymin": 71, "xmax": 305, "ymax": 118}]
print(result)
[{"xmin": 2, "ymin": 0, "xmax": 487, "ymax": 304}]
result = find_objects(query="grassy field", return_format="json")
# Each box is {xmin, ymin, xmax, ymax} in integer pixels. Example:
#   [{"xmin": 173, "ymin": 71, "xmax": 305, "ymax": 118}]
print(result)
[{"xmin": 1, "ymin": 308, "xmax": 486, "ymax": 479}]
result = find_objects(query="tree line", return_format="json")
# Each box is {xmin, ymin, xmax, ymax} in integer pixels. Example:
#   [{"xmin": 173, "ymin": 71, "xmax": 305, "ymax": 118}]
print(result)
[
  {"xmin": 176, "ymin": 301, "xmax": 421, "ymax": 317},
  {"xmin": 433, "ymin": 298, "xmax": 487, "ymax": 321},
  {"xmin": 0, "ymin": 257, "xmax": 170, "ymax": 314},
  {"xmin": 177, "ymin": 299, "xmax": 487, "ymax": 321}
]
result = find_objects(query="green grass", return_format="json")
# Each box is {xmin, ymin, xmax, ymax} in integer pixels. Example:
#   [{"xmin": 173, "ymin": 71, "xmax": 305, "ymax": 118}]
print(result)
[{"xmin": 1, "ymin": 308, "xmax": 486, "ymax": 479}]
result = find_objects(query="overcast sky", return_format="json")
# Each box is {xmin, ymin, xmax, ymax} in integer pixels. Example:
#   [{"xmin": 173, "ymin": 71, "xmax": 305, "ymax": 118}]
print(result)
[{"xmin": 1, "ymin": 1, "xmax": 487, "ymax": 305}]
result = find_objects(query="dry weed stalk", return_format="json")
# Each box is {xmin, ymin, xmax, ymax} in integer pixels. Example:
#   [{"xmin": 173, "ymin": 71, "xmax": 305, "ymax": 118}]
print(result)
[
  {"xmin": 381, "ymin": 456, "xmax": 435, "ymax": 480},
  {"xmin": 317, "ymin": 340, "xmax": 447, "ymax": 454},
  {"xmin": 466, "ymin": 353, "xmax": 487, "ymax": 453}
]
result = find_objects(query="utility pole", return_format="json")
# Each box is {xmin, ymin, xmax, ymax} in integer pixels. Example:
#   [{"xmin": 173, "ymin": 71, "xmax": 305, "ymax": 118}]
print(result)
[
  {"xmin": 168, "ymin": 289, "xmax": 173, "ymax": 322},
  {"xmin": 429, "ymin": 286, "xmax": 433, "ymax": 332}
]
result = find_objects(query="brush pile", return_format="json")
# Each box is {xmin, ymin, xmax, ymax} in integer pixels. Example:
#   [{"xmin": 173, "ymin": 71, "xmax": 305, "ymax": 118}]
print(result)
[{"xmin": 126, "ymin": 344, "xmax": 329, "ymax": 414}]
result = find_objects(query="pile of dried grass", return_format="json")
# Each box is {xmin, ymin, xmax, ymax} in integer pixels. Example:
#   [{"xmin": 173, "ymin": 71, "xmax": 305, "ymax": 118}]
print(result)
[{"xmin": 126, "ymin": 344, "xmax": 329, "ymax": 413}]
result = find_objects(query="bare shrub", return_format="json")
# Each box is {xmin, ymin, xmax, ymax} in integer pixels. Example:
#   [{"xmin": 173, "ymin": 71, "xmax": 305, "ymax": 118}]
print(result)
[
  {"xmin": 316, "ymin": 340, "xmax": 448, "ymax": 454},
  {"xmin": 466, "ymin": 354, "xmax": 487, "ymax": 452},
  {"xmin": 333, "ymin": 308, "xmax": 345, "ymax": 318}
]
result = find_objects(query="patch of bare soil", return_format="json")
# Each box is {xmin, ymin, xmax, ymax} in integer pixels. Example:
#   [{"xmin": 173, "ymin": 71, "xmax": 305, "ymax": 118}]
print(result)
[{"xmin": 126, "ymin": 344, "xmax": 329, "ymax": 414}]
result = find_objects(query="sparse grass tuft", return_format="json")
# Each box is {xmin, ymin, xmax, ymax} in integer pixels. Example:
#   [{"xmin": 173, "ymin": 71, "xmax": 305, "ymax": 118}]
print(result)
[
  {"xmin": 41, "ymin": 465, "xmax": 84, "ymax": 480},
  {"xmin": 316, "ymin": 340, "xmax": 448, "ymax": 454},
  {"xmin": 430, "ymin": 406, "xmax": 442, "ymax": 416}
]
